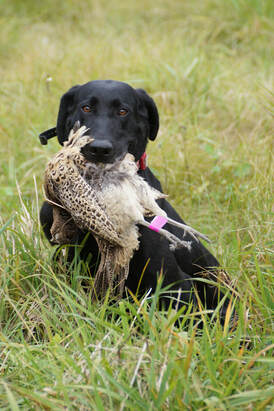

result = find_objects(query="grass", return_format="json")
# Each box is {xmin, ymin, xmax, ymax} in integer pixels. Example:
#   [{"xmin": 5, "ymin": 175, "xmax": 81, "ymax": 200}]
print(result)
[{"xmin": 0, "ymin": 0, "xmax": 273, "ymax": 409}]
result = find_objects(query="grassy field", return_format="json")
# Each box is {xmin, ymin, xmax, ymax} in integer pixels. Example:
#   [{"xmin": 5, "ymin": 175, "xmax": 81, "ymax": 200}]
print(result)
[{"xmin": 0, "ymin": 0, "xmax": 273, "ymax": 409}]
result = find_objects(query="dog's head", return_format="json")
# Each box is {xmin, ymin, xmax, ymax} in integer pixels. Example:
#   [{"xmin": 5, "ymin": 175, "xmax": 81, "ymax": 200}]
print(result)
[{"xmin": 51, "ymin": 80, "xmax": 159, "ymax": 164}]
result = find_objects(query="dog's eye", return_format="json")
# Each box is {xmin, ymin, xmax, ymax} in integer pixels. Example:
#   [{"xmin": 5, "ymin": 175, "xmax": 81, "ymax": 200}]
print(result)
[
  {"xmin": 82, "ymin": 105, "xmax": 92, "ymax": 113},
  {"xmin": 118, "ymin": 108, "xmax": 128, "ymax": 116}
]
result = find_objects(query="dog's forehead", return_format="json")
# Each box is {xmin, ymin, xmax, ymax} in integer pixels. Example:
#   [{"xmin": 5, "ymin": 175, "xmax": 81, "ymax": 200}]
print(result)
[{"xmin": 78, "ymin": 80, "xmax": 137, "ymax": 104}]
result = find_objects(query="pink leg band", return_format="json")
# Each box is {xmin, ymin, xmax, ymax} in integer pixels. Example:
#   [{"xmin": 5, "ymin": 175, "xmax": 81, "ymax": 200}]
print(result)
[{"xmin": 148, "ymin": 216, "xmax": 168, "ymax": 233}]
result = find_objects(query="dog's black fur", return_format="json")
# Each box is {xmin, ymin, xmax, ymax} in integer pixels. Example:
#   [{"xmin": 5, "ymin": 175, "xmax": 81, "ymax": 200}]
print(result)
[{"xmin": 40, "ymin": 80, "xmax": 229, "ymax": 315}]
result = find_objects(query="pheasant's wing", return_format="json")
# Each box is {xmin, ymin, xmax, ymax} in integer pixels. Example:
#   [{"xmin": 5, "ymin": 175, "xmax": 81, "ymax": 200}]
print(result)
[{"xmin": 45, "ymin": 163, "xmax": 124, "ymax": 247}]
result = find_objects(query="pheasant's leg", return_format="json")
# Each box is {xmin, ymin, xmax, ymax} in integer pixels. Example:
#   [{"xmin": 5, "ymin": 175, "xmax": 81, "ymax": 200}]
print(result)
[
  {"xmin": 165, "ymin": 217, "xmax": 211, "ymax": 244},
  {"xmin": 139, "ymin": 220, "xmax": 192, "ymax": 251}
]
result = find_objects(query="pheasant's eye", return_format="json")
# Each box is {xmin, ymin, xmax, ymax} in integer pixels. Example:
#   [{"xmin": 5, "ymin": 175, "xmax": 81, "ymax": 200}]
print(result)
[
  {"xmin": 82, "ymin": 105, "xmax": 92, "ymax": 113},
  {"xmin": 118, "ymin": 108, "xmax": 128, "ymax": 116}
]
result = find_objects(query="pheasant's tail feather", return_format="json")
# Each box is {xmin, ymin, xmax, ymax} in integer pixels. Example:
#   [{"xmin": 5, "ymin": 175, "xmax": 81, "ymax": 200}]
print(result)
[
  {"xmin": 116, "ymin": 263, "xmax": 130, "ymax": 296},
  {"xmin": 91, "ymin": 243, "xmax": 113, "ymax": 300},
  {"xmin": 91, "ymin": 239, "xmax": 130, "ymax": 301}
]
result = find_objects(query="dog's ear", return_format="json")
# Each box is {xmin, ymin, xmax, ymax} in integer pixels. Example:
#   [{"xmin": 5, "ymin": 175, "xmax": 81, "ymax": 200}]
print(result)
[
  {"xmin": 56, "ymin": 85, "xmax": 80, "ymax": 145},
  {"xmin": 135, "ymin": 89, "xmax": 159, "ymax": 141}
]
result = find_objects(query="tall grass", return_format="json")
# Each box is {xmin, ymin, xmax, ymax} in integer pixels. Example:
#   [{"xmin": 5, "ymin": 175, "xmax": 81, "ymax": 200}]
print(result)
[{"xmin": 0, "ymin": 0, "xmax": 273, "ymax": 408}]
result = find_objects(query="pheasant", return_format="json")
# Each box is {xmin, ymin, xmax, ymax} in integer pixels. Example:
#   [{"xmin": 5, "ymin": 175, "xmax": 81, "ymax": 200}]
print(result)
[{"xmin": 44, "ymin": 123, "xmax": 210, "ymax": 299}]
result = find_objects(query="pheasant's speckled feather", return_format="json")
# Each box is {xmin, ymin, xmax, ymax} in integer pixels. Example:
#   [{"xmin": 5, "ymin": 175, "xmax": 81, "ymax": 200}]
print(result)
[
  {"xmin": 44, "ymin": 125, "xmax": 207, "ymax": 299},
  {"xmin": 44, "ymin": 126, "xmax": 164, "ymax": 298},
  {"xmin": 44, "ymin": 132, "xmax": 124, "ymax": 247}
]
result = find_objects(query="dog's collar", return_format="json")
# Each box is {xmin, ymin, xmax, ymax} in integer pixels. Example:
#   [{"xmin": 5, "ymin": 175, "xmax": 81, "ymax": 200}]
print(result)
[{"xmin": 137, "ymin": 152, "xmax": 147, "ymax": 170}]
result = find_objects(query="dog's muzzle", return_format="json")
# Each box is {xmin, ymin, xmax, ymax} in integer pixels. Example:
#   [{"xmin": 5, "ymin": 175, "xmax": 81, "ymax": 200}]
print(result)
[{"xmin": 80, "ymin": 139, "xmax": 115, "ymax": 163}]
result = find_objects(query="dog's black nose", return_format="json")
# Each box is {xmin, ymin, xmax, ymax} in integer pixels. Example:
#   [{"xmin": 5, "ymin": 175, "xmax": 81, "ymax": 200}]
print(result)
[
  {"xmin": 89, "ymin": 140, "xmax": 113, "ymax": 156},
  {"xmin": 80, "ymin": 139, "xmax": 114, "ymax": 163}
]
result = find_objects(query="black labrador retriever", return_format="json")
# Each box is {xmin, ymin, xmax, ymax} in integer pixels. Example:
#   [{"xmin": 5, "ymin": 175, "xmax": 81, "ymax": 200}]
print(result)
[{"xmin": 40, "ymin": 80, "xmax": 229, "ymax": 316}]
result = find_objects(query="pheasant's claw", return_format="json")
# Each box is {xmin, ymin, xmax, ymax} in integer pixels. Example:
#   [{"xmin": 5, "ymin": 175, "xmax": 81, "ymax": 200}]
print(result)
[
  {"xmin": 184, "ymin": 229, "xmax": 199, "ymax": 242},
  {"xmin": 169, "ymin": 239, "xmax": 192, "ymax": 251},
  {"xmin": 165, "ymin": 230, "xmax": 192, "ymax": 251}
]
